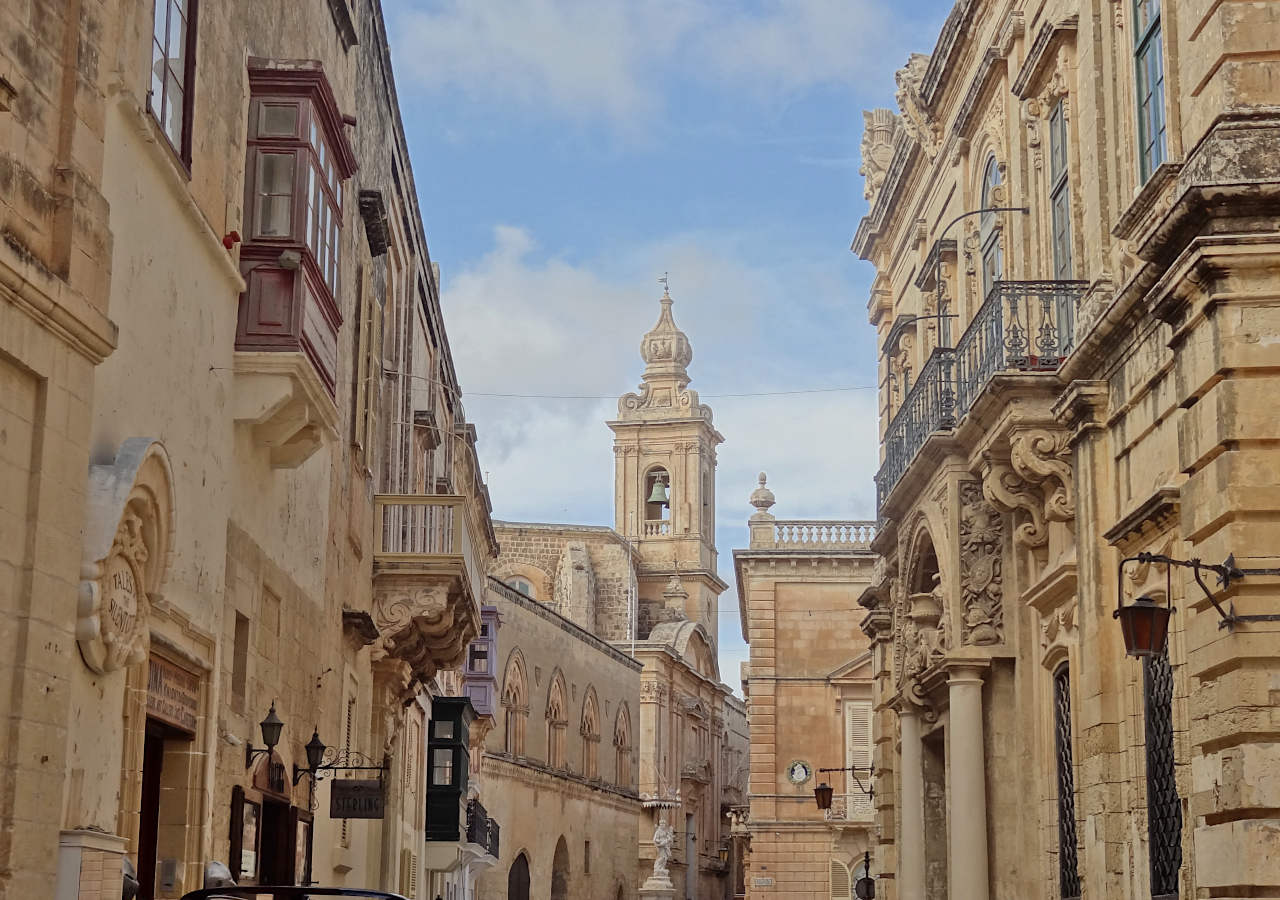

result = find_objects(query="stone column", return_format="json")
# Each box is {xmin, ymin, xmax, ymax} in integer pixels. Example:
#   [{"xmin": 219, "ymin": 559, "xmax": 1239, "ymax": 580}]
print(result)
[
  {"xmin": 948, "ymin": 665, "xmax": 990, "ymax": 900},
  {"xmin": 898, "ymin": 704, "xmax": 926, "ymax": 900}
]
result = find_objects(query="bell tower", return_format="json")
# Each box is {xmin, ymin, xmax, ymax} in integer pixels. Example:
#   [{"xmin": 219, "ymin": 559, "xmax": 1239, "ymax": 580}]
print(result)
[{"xmin": 610, "ymin": 285, "xmax": 726, "ymax": 645}]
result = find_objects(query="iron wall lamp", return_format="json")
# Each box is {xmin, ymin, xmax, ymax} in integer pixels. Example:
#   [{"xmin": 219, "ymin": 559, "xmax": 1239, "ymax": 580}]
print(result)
[
  {"xmin": 292, "ymin": 729, "xmax": 388, "ymax": 786},
  {"xmin": 814, "ymin": 763, "xmax": 874, "ymax": 810},
  {"xmin": 244, "ymin": 702, "xmax": 284, "ymax": 768},
  {"xmin": 1116, "ymin": 551, "xmax": 1280, "ymax": 658}
]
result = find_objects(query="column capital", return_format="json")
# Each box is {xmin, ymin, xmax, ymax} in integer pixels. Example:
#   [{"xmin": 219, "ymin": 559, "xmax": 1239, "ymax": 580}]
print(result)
[{"xmin": 945, "ymin": 662, "xmax": 988, "ymax": 687}]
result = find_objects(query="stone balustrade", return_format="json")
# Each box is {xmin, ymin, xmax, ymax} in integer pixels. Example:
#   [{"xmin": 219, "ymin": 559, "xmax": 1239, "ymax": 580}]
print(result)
[{"xmin": 772, "ymin": 520, "xmax": 876, "ymax": 549}]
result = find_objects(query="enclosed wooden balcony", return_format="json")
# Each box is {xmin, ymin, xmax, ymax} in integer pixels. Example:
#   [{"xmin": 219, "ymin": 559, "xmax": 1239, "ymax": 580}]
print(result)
[{"xmin": 371, "ymin": 494, "xmax": 491, "ymax": 681}]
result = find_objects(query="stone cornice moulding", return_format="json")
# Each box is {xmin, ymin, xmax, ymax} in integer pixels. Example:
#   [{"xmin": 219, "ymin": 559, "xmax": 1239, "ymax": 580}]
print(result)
[
  {"xmin": 919, "ymin": 0, "xmax": 980, "ymax": 107},
  {"xmin": 0, "ymin": 242, "xmax": 117, "ymax": 365},
  {"xmin": 1102, "ymin": 485, "xmax": 1181, "ymax": 550},
  {"xmin": 1012, "ymin": 17, "xmax": 1079, "ymax": 99},
  {"xmin": 951, "ymin": 47, "xmax": 1009, "ymax": 141}
]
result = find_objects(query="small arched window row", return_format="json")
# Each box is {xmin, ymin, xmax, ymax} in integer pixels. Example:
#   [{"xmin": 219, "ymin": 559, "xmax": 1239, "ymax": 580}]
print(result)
[{"xmin": 643, "ymin": 466, "xmax": 672, "ymax": 533}]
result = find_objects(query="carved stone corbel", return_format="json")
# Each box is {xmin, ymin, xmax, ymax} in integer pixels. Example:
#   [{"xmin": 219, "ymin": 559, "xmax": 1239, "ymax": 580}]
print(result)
[
  {"xmin": 1009, "ymin": 428, "xmax": 1075, "ymax": 522},
  {"xmin": 981, "ymin": 456, "xmax": 1047, "ymax": 548}
]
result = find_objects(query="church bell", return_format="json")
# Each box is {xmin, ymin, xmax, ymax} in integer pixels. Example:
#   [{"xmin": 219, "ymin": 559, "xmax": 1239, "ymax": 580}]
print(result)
[{"xmin": 647, "ymin": 478, "xmax": 670, "ymax": 506}]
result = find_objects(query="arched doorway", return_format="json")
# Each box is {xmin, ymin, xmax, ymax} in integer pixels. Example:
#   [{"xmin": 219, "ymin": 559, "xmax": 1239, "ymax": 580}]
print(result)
[
  {"xmin": 508, "ymin": 852, "xmax": 530, "ymax": 900},
  {"xmin": 551, "ymin": 835, "xmax": 570, "ymax": 900}
]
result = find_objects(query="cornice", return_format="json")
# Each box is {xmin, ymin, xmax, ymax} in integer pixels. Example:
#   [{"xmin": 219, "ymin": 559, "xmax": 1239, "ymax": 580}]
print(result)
[
  {"xmin": 1012, "ymin": 17, "xmax": 1078, "ymax": 99},
  {"xmin": 1103, "ymin": 485, "xmax": 1181, "ymax": 549},
  {"xmin": 246, "ymin": 57, "xmax": 358, "ymax": 178},
  {"xmin": 852, "ymin": 133, "xmax": 920, "ymax": 260},
  {"xmin": 488, "ymin": 577, "xmax": 643, "ymax": 672},
  {"xmin": 920, "ymin": 0, "xmax": 980, "ymax": 108},
  {"xmin": 952, "ymin": 47, "xmax": 1007, "ymax": 140}
]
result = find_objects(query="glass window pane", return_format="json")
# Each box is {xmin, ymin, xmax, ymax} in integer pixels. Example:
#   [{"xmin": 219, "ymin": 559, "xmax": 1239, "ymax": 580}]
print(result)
[
  {"xmin": 259, "ymin": 104, "xmax": 298, "ymax": 137},
  {"xmin": 150, "ymin": 40, "xmax": 166, "ymax": 108},
  {"xmin": 306, "ymin": 166, "xmax": 317, "ymax": 253},
  {"xmin": 164, "ymin": 77, "xmax": 184, "ymax": 146},
  {"xmin": 259, "ymin": 153, "xmax": 294, "ymax": 195},
  {"xmin": 152, "ymin": 0, "xmax": 168, "ymax": 45},
  {"xmin": 167, "ymin": 9, "xmax": 186, "ymax": 86},
  {"xmin": 432, "ymin": 748, "xmax": 453, "ymax": 785},
  {"xmin": 434, "ymin": 720, "xmax": 455, "ymax": 740}
]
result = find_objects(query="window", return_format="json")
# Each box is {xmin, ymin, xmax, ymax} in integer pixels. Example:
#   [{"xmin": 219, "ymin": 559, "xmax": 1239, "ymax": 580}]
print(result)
[
  {"xmin": 467, "ymin": 640, "xmax": 489, "ymax": 674},
  {"xmin": 584, "ymin": 840, "xmax": 591, "ymax": 875},
  {"xmin": 231, "ymin": 613, "xmax": 249, "ymax": 711},
  {"xmin": 1048, "ymin": 101, "xmax": 1073, "ymax": 280},
  {"xmin": 844, "ymin": 701, "xmax": 873, "ymax": 818},
  {"xmin": 351, "ymin": 265, "xmax": 383, "ymax": 461},
  {"xmin": 1144, "ymin": 651, "xmax": 1181, "ymax": 899},
  {"xmin": 433, "ymin": 720, "xmax": 455, "ymax": 740},
  {"xmin": 980, "ymin": 157, "xmax": 1004, "ymax": 297},
  {"xmin": 506, "ymin": 577, "xmax": 535, "ymax": 598},
  {"xmin": 1134, "ymin": 0, "xmax": 1167, "ymax": 182},
  {"xmin": 244, "ymin": 60, "xmax": 353, "ymax": 303},
  {"xmin": 1053, "ymin": 666, "xmax": 1081, "ymax": 899},
  {"xmin": 148, "ymin": 0, "xmax": 198, "ymax": 162},
  {"xmin": 431, "ymin": 748, "xmax": 454, "ymax": 786}
]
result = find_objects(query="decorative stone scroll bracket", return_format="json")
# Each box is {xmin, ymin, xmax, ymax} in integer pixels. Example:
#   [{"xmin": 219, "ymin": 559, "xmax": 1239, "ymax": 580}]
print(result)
[
  {"xmin": 980, "ymin": 427, "xmax": 1074, "ymax": 549},
  {"xmin": 77, "ymin": 439, "xmax": 176, "ymax": 674},
  {"xmin": 371, "ymin": 580, "xmax": 478, "ymax": 686}
]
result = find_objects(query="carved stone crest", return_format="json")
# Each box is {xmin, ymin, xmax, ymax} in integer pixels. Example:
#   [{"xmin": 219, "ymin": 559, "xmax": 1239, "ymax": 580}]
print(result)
[
  {"xmin": 78, "ymin": 439, "xmax": 175, "ymax": 674},
  {"xmin": 895, "ymin": 53, "xmax": 938, "ymax": 159},
  {"xmin": 958, "ymin": 481, "xmax": 1004, "ymax": 645},
  {"xmin": 860, "ymin": 108, "xmax": 902, "ymax": 204}
]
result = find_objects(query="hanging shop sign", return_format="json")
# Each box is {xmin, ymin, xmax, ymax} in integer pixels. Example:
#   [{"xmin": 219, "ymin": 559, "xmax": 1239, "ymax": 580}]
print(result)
[{"xmin": 330, "ymin": 779, "xmax": 385, "ymax": 819}]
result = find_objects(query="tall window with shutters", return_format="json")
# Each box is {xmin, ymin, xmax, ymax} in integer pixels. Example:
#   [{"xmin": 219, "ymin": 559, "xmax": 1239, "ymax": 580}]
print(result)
[
  {"xmin": 340, "ymin": 694, "xmax": 356, "ymax": 845},
  {"xmin": 351, "ymin": 264, "xmax": 382, "ymax": 467},
  {"xmin": 844, "ymin": 700, "xmax": 873, "ymax": 818},
  {"xmin": 830, "ymin": 860, "xmax": 852, "ymax": 900},
  {"xmin": 1054, "ymin": 665, "xmax": 1082, "ymax": 899}
]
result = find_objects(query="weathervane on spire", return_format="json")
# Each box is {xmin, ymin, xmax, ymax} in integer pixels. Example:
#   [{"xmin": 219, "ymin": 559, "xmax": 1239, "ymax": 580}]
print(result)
[{"xmin": 658, "ymin": 272, "xmax": 670, "ymax": 297}]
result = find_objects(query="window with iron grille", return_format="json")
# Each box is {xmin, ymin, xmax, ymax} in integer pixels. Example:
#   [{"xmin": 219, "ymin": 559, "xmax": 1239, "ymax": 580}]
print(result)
[
  {"xmin": 1053, "ymin": 665, "xmax": 1081, "ymax": 899},
  {"xmin": 148, "ymin": 0, "xmax": 198, "ymax": 164},
  {"xmin": 1145, "ymin": 651, "xmax": 1182, "ymax": 898},
  {"xmin": 1048, "ymin": 101, "xmax": 1073, "ymax": 280},
  {"xmin": 1134, "ymin": 0, "xmax": 1167, "ymax": 182}
]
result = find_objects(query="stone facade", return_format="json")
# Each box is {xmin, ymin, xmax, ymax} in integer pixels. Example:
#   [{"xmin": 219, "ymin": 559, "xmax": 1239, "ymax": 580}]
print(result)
[
  {"xmin": 853, "ymin": 3, "xmax": 1280, "ymax": 899},
  {"xmin": 0, "ymin": 2, "xmax": 499, "ymax": 899},
  {"xmin": 733, "ymin": 477, "xmax": 878, "ymax": 899},
  {"xmin": 475, "ymin": 578, "xmax": 643, "ymax": 900},
  {"xmin": 485, "ymin": 291, "xmax": 746, "ymax": 900}
]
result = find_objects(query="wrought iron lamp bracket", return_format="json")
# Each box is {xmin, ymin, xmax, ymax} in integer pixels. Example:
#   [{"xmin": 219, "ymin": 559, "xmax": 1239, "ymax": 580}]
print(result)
[
  {"xmin": 293, "ymin": 747, "xmax": 389, "ymax": 786},
  {"xmin": 817, "ymin": 763, "xmax": 875, "ymax": 802},
  {"xmin": 1131, "ymin": 551, "xmax": 1280, "ymax": 629}
]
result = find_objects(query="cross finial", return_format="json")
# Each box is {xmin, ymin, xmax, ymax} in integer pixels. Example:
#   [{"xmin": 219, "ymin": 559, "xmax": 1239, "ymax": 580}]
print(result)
[{"xmin": 658, "ymin": 271, "xmax": 670, "ymax": 297}]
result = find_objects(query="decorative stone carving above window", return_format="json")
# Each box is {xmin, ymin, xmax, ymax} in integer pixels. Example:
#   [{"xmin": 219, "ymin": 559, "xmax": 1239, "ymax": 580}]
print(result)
[{"xmin": 78, "ymin": 439, "xmax": 176, "ymax": 674}]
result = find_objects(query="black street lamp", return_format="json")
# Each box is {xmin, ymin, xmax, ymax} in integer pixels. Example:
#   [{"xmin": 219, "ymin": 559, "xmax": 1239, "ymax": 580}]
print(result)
[
  {"xmin": 855, "ymin": 849, "xmax": 875, "ymax": 900},
  {"xmin": 245, "ymin": 701, "xmax": 284, "ymax": 768}
]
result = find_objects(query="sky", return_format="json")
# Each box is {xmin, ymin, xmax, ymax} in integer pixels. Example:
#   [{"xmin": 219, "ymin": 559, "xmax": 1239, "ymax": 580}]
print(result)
[{"xmin": 387, "ymin": 0, "xmax": 951, "ymax": 694}]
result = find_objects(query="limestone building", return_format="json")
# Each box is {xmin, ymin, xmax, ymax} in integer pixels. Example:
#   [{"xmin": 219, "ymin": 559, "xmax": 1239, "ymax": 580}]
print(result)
[
  {"xmin": 475, "ymin": 577, "xmax": 644, "ymax": 900},
  {"xmin": 1, "ymin": 2, "xmax": 501, "ymax": 898},
  {"xmin": 481, "ymin": 290, "xmax": 747, "ymax": 900},
  {"xmin": 732, "ymin": 477, "xmax": 878, "ymax": 899},
  {"xmin": 852, "ymin": 2, "xmax": 1280, "ymax": 899}
]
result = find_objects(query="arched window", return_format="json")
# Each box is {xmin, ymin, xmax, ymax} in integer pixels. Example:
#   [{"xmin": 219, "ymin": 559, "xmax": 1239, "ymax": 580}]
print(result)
[
  {"xmin": 643, "ymin": 466, "xmax": 671, "ymax": 535},
  {"xmin": 614, "ymin": 703, "xmax": 633, "ymax": 788},
  {"xmin": 980, "ymin": 156, "xmax": 1004, "ymax": 298},
  {"xmin": 581, "ymin": 687, "xmax": 600, "ymax": 779},
  {"xmin": 830, "ymin": 859, "xmax": 851, "ymax": 899},
  {"xmin": 1053, "ymin": 664, "xmax": 1081, "ymax": 899},
  {"xmin": 501, "ymin": 651, "xmax": 528, "ymax": 756},
  {"xmin": 506, "ymin": 576, "xmax": 535, "ymax": 599},
  {"xmin": 546, "ymin": 673, "xmax": 568, "ymax": 769}
]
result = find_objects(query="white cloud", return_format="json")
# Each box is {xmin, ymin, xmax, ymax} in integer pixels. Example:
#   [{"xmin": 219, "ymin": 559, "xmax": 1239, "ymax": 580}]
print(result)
[
  {"xmin": 440, "ymin": 224, "xmax": 880, "ymax": 685},
  {"xmin": 389, "ymin": 0, "xmax": 913, "ymax": 129}
]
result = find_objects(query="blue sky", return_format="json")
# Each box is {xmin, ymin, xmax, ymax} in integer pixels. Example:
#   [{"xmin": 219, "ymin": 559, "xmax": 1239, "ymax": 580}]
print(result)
[{"xmin": 387, "ymin": 0, "xmax": 950, "ymax": 692}]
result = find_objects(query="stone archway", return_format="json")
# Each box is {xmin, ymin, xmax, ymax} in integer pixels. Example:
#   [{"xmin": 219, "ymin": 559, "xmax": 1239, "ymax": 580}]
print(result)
[
  {"xmin": 508, "ymin": 851, "xmax": 530, "ymax": 900},
  {"xmin": 551, "ymin": 835, "xmax": 570, "ymax": 900}
]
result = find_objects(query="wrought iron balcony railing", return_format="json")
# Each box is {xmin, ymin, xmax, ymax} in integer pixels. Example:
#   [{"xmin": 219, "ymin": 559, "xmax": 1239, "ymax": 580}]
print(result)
[
  {"xmin": 466, "ymin": 797, "xmax": 500, "ymax": 858},
  {"xmin": 876, "ymin": 280, "xmax": 1087, "ymax": 511}
]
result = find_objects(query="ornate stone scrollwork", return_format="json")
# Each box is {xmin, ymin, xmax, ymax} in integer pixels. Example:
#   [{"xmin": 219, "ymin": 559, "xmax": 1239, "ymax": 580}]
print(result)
[
  {"xmin": 981, "ymin": 427, "xmax": 1074, "ymax": 549},
  {"xmin": 895, "ymin": 53, "xmax": 938, "ymax": 160},
  {"xmin": 861, "ymin": 108, "xmax": 902, "ymax": 204},
  {"xmin": 372, "ymin": 581, "xmax": 476, "ymax": 683},
  {"xmin": 77, "ymin": 439, "xmax": 176, "ymax": 674},
  {"xmin": 959, "ymin": 480, "xmax": 1004, "ymax": 645}
]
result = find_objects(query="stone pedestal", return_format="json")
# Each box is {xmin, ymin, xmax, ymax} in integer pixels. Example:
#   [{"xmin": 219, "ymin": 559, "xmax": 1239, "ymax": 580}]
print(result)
[{"xmin": 639, "ymin": 873, "xmax": 677, "ymax": 899}]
